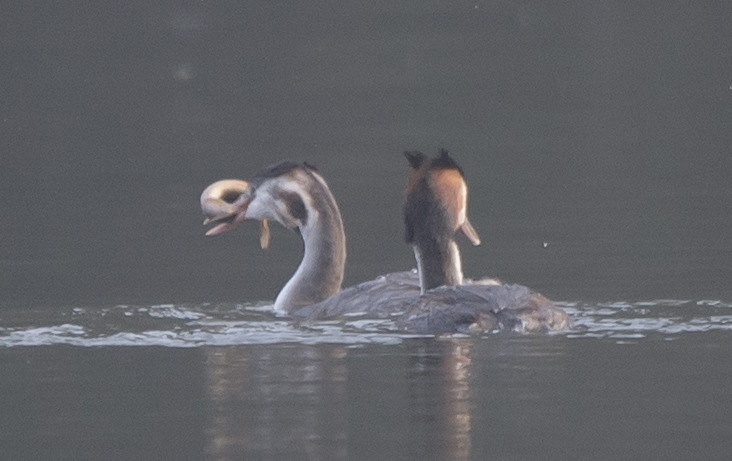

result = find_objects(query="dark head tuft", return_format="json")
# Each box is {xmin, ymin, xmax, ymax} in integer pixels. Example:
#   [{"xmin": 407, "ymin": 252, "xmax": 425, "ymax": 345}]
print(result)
[
  {"xmin": 403, "ymin": 149, "xmax": 465, "ymax": 176},
  {"xmin": 254, "ymin": 160, "xmax": 321, "ymax": 180},
  {"xmin": 403, "ymin": 151, "xmax": 428, "ymax": 170},
  {"xmin": 254, "ymin": 160, "xmax": 303, "ymax": 179},
  {"xmin": 430, "ymin": 148, "xmax": 464, "ymax": 175}
]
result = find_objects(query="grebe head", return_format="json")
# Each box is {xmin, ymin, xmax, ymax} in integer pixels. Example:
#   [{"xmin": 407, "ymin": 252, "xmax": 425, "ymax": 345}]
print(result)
[
  {"xmin": 404, "ymin": 148, "xmax": 480, "ymax": 246},
  {"xmin": 201, "ymin": 178, "xmax": 271, "ymax": 248},
  {"xmin": 201, "ymin": 161, "xmax": 346, "ymax": 314},
  {"xmin": 403, "ymin": 149, "xmax": 480, "ymax": 292},
  {"xmin": 200, "ymin": 179, "xmax": 249, "ymax": 234}
]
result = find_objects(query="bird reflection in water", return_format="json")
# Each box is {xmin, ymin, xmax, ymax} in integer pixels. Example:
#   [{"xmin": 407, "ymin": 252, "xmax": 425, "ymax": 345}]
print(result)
[
  {"xmin": 203, "ymin": 346, "xmax": 348, "ymax": 459},
  {"xmin": 201, "ymin": 340, "xmax": 476, "ymax": 461},
  {"xmin": 406, "ymin": 339, "xmax": 473, "ymax": 460}
]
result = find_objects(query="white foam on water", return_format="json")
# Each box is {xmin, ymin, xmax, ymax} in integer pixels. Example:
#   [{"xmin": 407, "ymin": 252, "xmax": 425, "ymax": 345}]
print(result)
[{"xmin": 1, "ymin": 299, "xmax": 731, "ymax": 347}]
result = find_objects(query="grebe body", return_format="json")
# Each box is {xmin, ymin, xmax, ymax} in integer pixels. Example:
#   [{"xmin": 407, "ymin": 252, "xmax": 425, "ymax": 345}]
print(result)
[{"xmin": 201, "ymin": 153, "xmax": 570, "ymax": 333}]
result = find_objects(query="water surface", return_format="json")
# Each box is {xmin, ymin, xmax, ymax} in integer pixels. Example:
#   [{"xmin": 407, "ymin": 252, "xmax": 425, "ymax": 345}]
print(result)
[
  {"xmin": 2, "ymin": 1, "xmax": 732, "ymax": 459},
  {"xmin": 2, "ymin": 301, "xmax": 732, "ymax": 460}
]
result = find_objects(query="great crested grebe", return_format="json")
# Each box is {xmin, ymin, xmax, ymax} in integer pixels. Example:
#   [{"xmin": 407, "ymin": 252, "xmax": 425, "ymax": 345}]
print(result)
[
  {"xmin": 201, "ymin": 152, "xmax": 570, "ymax": 333},
  {"xmin": 403, "ymin": 149, "xmax": 481, "ymax": 291},
  {"xmin": 395, "ymin": 150, "xmax": 570, "ymax": 333}
]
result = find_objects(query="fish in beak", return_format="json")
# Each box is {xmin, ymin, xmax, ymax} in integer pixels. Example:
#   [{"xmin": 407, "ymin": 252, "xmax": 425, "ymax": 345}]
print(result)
[{"xmin": 200, "ymin": 179, "xmax": 270, "ymax": 248}]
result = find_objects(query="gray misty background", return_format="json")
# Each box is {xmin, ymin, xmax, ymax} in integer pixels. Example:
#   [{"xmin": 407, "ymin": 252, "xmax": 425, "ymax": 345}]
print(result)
[{"xmin": 2, "ymin": 0, "xmax": 731, "ymax": 307}]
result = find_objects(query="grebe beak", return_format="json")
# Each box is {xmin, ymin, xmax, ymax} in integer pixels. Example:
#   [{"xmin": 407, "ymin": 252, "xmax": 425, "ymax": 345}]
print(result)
[
  {"xmin": 200, "ymin": 179, "xmax": 271, "ymax": 248},
  {"xmin": 460, "ymin": 218, "xmax": 481, "ymax": 246}
]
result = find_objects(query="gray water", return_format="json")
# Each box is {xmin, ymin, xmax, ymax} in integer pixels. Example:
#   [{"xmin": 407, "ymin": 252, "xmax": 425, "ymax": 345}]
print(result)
[
  {"xmin": 2, "ymin": 300, "xmax": 732, "ymax": 460},
  {"xmin": 2, "ymin": 1, "xmax": 732, "ymax": 460}
]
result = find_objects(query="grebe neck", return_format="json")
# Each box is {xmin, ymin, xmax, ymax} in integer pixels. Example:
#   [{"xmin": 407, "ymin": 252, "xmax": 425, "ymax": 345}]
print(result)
[
  {"xmin": 273, "ymin": 176, "xmax": 346, "ymax": 314},
  {"xmin": 413, "ymin": 238, "xmax": 463, "ymax": 294}
]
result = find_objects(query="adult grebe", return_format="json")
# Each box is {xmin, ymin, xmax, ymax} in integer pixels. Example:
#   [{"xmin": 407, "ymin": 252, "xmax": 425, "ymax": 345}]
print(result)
[
  {"xmin": 201, "ymin": 161, "xmax": 421, "ymax": 316},
  {"xmin": 403, "ymin": 149, "xmax": 481, "ymax": 291},
  {"xmin": 395, "ymin": 150, "xmax": 570, "ymax": 333},
  {"xmin": 201, "ymin": 154, "xmax": 570, "ymax": 333}
]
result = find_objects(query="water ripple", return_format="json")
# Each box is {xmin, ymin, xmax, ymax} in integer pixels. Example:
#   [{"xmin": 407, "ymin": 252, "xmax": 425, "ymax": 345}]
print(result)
[
  {"xmin": 564, "ymin": 299, "xmax": 732, "ymax": 338},
  {"xmin": 1, "ymin": 300, "xmax": 731, "ymax": 347},
  {"xmin": 0, "ymin": 303, "xmax": 422, "ymax": 347}
]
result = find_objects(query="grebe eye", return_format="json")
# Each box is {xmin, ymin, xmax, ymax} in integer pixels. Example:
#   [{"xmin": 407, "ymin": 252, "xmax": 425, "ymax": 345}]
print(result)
[{"xmin": 221, "ymin": 190, "xmax": 243, "ymax": 203}]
